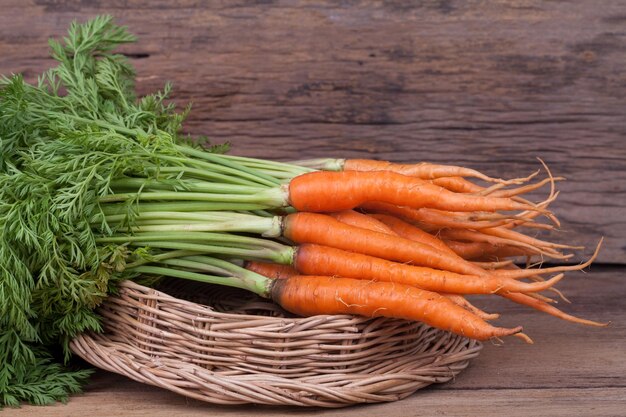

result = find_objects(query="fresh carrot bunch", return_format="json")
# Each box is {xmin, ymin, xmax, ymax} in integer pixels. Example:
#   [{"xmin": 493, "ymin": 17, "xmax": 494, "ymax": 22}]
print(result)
[{"xmin": 240, "ymin": 158, "xmax": 606, "ymax": 344}]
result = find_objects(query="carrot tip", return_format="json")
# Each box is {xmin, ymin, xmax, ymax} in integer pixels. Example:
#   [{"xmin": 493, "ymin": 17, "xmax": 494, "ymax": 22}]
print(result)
[
  {"xmin": 483, "ymin": 313, "xmax": 501, "ymax": 321},
  {"xmin": 585, "ymin": 319, "xmax": 611, "ymax": 328},
  {"xmin": 514, "ymin": 332, "xmax": 534, "ymax": 344}
]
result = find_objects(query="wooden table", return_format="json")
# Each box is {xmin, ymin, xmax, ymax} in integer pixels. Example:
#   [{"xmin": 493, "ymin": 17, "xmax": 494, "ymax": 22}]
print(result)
[
  {"xmin": 3, "ymin": 1, "xmax": 625, "ymax": 416},
  {"xmin": 11, "ymin": 268, "xmax": 626, "ymax": 417}
]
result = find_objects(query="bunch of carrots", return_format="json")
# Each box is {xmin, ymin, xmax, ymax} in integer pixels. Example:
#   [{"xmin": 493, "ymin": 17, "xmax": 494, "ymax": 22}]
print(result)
[
  {"xmin": 100, "ymin": 151, "xmax": 606, "ymax": 345},
  {"xmin": 236, "ymin": 159, "xmax": 606, "ymax": 344},
  {"xmin": 0, "ymin": 16, "xmax": 607, "ymax": 406}
]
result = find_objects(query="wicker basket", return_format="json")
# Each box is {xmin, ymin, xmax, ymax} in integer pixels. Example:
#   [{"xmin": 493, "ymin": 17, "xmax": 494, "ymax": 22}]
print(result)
[{"xmin": 70, "ymin": 280, "xmax": 481, "ymax": 407}]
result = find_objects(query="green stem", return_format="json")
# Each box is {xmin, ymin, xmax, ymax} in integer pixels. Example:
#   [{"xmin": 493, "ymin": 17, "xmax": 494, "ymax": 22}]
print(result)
[
  {"xmin": 218, "ymin": 153, "xmax": 314, "ymax": 174},
  {"xmin": 101, "ymin": 201, "xmax": 272, "ymax": 213},
  {"xmin": 67, "ymin": 114, "xmax": 141, "ymax": 137},
  {"xmin": 176, "ymin": 145, "xmax": 282, "ymax": 187},
  {"xmin": 108, "ymin": 178, "xmax": 266, "ymax": 195},
  {"xmin": 131, "ymin": 265, "xmax": 271, "ymax": 297},
  {"xmin": 104, "ymin": 211, "xmax": 265, "ymax": 223},
  {"xmin": 126, "ymin": 241, "xmax": 293, "ymax": 264},
  {"xmin": 146, "ymin": 165, "xmax": 256, "ymax": 186},
  {"xmin": 253, "ymin": 169, "xmax": 300, "ymax": 180},
  {"xmin": 161, "ymin": 255, "xmax": 264, "ymax": 283},
  {"xmin": 98, "ymin": 187, "xmax": 288, "ymax": 207},
  {"xmin": 288, "ymin": 158, "xmax": 345, "ymax": 171},
  {"xmin": 126, "ymin": 249, "xmax": 202, "ymax": 269},
  {"xmin": 126, "ymin": 217, "xmax": 281, "ymax": 236},
  {"xmin": 97, "ymin": 231, "xmax": 286, "ymax": 251}
]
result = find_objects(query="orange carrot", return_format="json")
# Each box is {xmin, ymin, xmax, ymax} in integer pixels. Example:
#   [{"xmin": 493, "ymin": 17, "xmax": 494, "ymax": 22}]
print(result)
[
  {"xmin": 443, "ymin": 240, "xmax": 533, "ymax": 260},
  {"xmin": 368, "ymin": 213, "xmax": 458, "ymax": 256},
  {"xmin": 472, "ymin": 260, "xmax": 515, "ymax": 270},
  {"xmin": 329, "ymin": 210, "xmax": 396, "ymax": 235},
  {"xmin": 500, "ymin": 291, "xmax": 608, "ymax": 327},
  {"xmin": 360, "ymin": 201, "xmax": 511, "ymax": 231},
  {"xmin": 480, "ymin": 226, "xmax": 583, "ymax": 252},
  {"xmin": 436, "ymin": 229, "xmax": 571, "ymax": 260},
  {"xmin": 343, "ymin": 159, "xmax": 501, "ymax": 183},
  {"xmin": 245, "ymin": 261, "xmax": 298, "ymax": 280},
  {"xmin": 491, "ymin": 239, "xmax": 602, "ymax": 280},
  {"xmin": 486, "ymin": 176, "xmax": 564, "ymax": 198},
  {"xmin": 432, "ymin": 176, "xmax": 558, "ymax": 199},
  {"xmin": 283, "ymin": 212, "xmax": 489, "ymax": 277},
  {"xmin": 431, "ymin": 177, "xmax": 483, "ymax": 193},
  {"xmin": 292, "ymin": 244, "xmax": 562, "ymax": 294},
  {"xmin": 288, "ymin": 171, "xmax": 542, "ymax": 213},
  {"xmin": 271, "ymin": 275, "xmax": 529, "ymax": 342},
  {"xmin": 443, "ymin": 294, "xmax": 500, "ymax": 321}
]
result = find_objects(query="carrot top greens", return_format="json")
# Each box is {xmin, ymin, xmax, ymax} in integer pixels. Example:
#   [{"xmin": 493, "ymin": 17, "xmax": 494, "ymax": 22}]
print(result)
[{"xmin": 0, "ymin": 16, "xmax": 285, "ymax": 406}]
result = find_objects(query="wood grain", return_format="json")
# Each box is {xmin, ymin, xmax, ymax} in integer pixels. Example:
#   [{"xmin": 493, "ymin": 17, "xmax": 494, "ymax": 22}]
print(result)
[
  {"xmin": 10, "ymin": 267, "xmax": 626, "ymax": 416},
  {"xmin": 0, "ymin": 0, "xmax": 624, "ymax": 262}
]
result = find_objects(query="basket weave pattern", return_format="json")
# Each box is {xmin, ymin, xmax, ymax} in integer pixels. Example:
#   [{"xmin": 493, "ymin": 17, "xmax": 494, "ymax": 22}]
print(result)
[{"xmin": 71, "ymin": 280, "xmax": 481, "ymax": 407}]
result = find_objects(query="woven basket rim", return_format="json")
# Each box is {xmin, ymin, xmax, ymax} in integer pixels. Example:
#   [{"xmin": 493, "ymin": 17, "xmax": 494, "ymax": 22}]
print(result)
[{"xmin": 71, "ymin": 280, "xmax": 482, "ymax": 407}]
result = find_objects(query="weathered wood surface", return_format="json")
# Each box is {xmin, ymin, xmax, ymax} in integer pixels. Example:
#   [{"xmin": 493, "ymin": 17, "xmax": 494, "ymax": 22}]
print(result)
[
  {"xmin": 1, "ymin": 0, "xmax": 625, "ymax": 263},
  {"xmin": 11, "ymin": 267, "xmax": 626, "ymax": 417}
]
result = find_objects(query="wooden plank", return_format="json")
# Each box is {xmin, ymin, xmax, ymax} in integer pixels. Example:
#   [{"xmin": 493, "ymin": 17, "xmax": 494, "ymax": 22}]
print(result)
[
  {"xmin": 0, "ymin": 1, "xmax": 624, "ymax": 262},
  {"xmin": 10, "ymin": 267, "xmax": 626, "ymax": 416},
  {"xmin": 11, "ymin": 384, "xmax": 626, "ymax": 417}
]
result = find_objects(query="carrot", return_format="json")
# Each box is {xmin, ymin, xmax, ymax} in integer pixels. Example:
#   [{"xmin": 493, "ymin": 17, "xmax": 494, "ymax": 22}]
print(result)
[
  {"xmin": 243, "ymin": 257, "xmax": 500, "ymax": 320},
  {"xmin": 343, "ymin": 159, "xmax": 510, "ymax": 183},
  {"xmin": 472, "ymin": 260, "xmax": 515, "ymax": 270},
  {"xmin": 360, "ymin": 201, "xmax": 516, "ymax": 231},
  {"xmin": 431, "ymin": 175, "xmax": 559, "ymax": 199},
  {"xmin": 368, "ymin": 213, "xmax": 458, "ymax": 256},
  {"xmin": 271, "ymin": 275, "xmax": 529, "ymax": 342},
  {"xmin": 442, "ymin": 294, "xmax": 500, "ymax": 321},
  {"xmin": 431, "ymin": 177, "xmax": 483, "ymax": 193},
  {"xmin": 483, "ymin": 176, "xmax": 564, "ymax": 199},
  {"xmin": 500, "ymin": 291, "xmax": 608, "ymax": 327},
  {"xmin": 443, "ymin": 240, "xmax": 533, "ymax": 260},
  {"xmin": 329, "ymin": 210, "xmax": 396, "ymax": 235},
  {"xmin": 437, "ymin": 229, "xmax": 571, "ymax": 260},
  {"xmin": 492, "ymin": 239, "xmax": 602, "ymax": 280},
  {"xmin": 292, "ymin": 244, "xmax": 562, "ymax": 294},
  {"xmin": 480, "ymin": 226, "xmax": 583, "ymax": 252},
  {"xmin": 245, "ymin": 247, "xmax": 510, "ymax": 319},
  {"xmin": 283, "ymin": 212, "xmax": 489, "ymax": 276},
  {"xmin": 328, "ymin": 210, "xmax": 457, "ymax": 259},
  {"xmin": 244, "ymin": 261, "xmax": 298, "ymax": 279},
  {"xmin": 288, "ymin": 171, "xmax": 543, "ymax": 213},
  {"xmin": 499, "ymin": 262, "xmax": 573, "ymax": 303}
]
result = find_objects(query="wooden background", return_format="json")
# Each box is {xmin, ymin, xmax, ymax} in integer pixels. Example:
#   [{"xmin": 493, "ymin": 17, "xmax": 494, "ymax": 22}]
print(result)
[{"xmin": 2, "ymin": 1, "xmax": 625, "ymax": 416}]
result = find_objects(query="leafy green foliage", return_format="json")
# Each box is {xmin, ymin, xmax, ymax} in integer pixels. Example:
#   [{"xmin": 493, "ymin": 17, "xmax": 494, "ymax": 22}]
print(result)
[{"xmin": 0, "ymin": 15, "xmax": 216, "ymax": 407}]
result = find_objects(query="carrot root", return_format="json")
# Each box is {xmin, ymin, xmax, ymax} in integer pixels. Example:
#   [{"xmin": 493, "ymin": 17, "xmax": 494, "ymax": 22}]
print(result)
[{"xmin": 271, "ymin": 275, "xmax": 525, "ymax": 341}]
